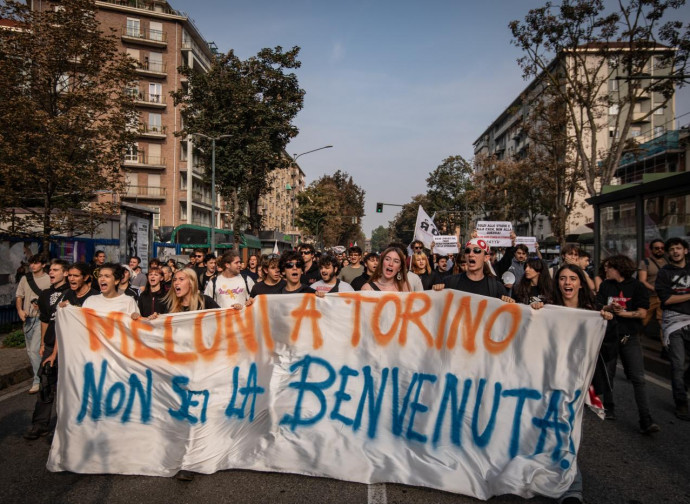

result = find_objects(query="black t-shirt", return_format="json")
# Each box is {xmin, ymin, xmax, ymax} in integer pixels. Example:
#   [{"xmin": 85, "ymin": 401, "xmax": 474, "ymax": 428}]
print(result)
[
  {"xmin": 62, "ymin": 287, "xmax": 99, "ymax": 308},
  {"xmin": 280, "ymin": 284, "xmax": 315, "ymax": 294},
  {"xmin": 596, "ymin": 278, "xmax": 649, "ymax": 335},
  {"xmin": 243, "ymin": 270, "xmax": 259, "ymax": 282},
  {"xmin": 199, "ymin": 271, "xmax": 216, "ymax": 294},
  {"xmin": 655, "ymin": 262, "xmax": 690, "ymax": 315},
  {"xmin": 138, "ymin": 288, "xmax": 169, "ymax": 317},
  {"xmin": 512, "ymin": 285, "xmax": 546, "ymax": 305},
  {"xmin": 38, "ymin": 283, "xmax": 69, "ymax": 347},
  {"xmin": 250, "ymin": 280, "xmax": 286, "ymax": 297},
  {"xmin": 443, "ymin": 273, "xmax": 507, "ymax": 299},
  {"xmin": 180, "ymin": 295, "xmax": 220, "ymax": 312},
  {"xmin": 350, "ymin": 272, "xmax": 371, "ymax": 291},
  {"xmin": 301, "ymin": 263, "xmax": 320, "ymax": 285}
]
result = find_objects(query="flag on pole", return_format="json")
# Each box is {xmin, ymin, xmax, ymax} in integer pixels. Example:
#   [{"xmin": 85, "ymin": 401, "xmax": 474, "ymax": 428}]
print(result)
[
  {"xmin": 272, "ymin": 240, "xmax": 279, "ymax": 254},
  {"xmin": 413, "ymin": 205, "xmax": 440, "ymax": 248}
]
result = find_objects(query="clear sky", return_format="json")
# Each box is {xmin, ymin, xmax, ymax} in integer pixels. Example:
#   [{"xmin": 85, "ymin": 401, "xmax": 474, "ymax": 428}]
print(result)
[{"xmin": 172, "ymin": 0, "xmax": 690, "ymax": 236}]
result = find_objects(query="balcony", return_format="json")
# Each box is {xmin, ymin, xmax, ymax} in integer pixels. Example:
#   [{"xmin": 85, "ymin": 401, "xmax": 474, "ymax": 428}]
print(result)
[
  {"xmin": 179, "ymin": 189, "xmax": 213, "ymax": 206},
  {"xmin": 121, "ymin": 26, "xmax": 167, "ymax": 48},
  {"xmin": 138, "ymin": 123, "xmax": 166, "ymax": 139},
  {"xmin": 133, "ymin": 91, "xmax": 166, "ymax": 109},
  {"xmin": 123, "ymin": 185, "xmax": 166, "ymax": 201},
  {"xmin": 123, "ymin": 152, "xmax": 166, "ymax": 169},
  {"xmin": 631, "ymin": 111, "xmax": 652, "ymax": 123},
  {"xmin": 135, "ymin": 60, "xmax": 167, "ymax": 78}
]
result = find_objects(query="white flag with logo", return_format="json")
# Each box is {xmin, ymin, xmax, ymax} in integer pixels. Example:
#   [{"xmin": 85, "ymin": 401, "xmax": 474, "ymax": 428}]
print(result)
[{"xmin": 413, "ymin": 206, "xmax": 440, "ymax": 248}]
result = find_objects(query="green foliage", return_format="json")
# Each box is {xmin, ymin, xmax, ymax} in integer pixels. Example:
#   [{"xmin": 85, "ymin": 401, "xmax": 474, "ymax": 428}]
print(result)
[
  {"xmin": 171, "ymin": 46, "xmax": 305, "ymax": 235},
  {"xmin": 425, "ymin": 155, "xmax": 473, "ymax": 233},
  {"xmin": 0, "ymin": 0, "xmax": 138, "ymax": 251},
  {"xmin": 370, "ymin": 225, "xmax": 390, "ymax": 253},
  {"xmin": 2, "ymin": 329, "xmax": 25, "ymax": 348},
  {"xmin": 295, "ymin": 170, "xmax": 365, "ymax": 248},
  {"xmin": 388, "ymin": 194, "xmax": 432, "ymax": 245}
]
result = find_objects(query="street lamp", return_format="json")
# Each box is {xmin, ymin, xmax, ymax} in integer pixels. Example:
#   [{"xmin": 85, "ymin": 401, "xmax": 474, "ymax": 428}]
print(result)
[
  {"xmin": 190, "ymin": 133, "xmax": 231, "ymax": 254},
  {"xmin": 293, "ymin": 145, "xmax": 333, "ymax": 162}
]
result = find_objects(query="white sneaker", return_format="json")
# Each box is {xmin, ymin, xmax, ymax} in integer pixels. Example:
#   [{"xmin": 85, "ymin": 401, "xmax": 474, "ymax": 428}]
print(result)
[{"xmin": 28, "ymin": 384, "xmax": 40, "ymax": 394}]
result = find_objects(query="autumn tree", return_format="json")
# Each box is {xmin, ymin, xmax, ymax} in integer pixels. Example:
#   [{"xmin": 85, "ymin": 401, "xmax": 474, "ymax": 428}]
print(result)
[
  {"xmin": 370, "ymin": 225, "xmax": 390, "ymax": 253},
  {"xmin": 172, "ymin": 47, "xmax": 305, "ymax": 236},
  {"xmin": 0, "ymin": 0, "xmax": 138, "ymax": 251},
  {"xmin": 510, "ymin": 0, "xmax": 690, "ymax": 198},
  {"xmin": 425, "ymin": 155, "xmax": 474, "ymax": 235},
  {"xmin": 295, "ymin": 170, "xmax": 365, "ymax": 248}
]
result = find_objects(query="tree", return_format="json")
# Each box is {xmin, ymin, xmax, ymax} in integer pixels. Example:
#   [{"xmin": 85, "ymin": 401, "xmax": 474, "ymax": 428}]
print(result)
[
  {"xmin": 370, "ymin": 225, "xmax": 390, "ymax": 252},
  {"xmin": 0, "ymin": 0, "xmax": 138, "ymax": 251},
  {"xmin": 295, "ymin": 170, "xmax": 365, "ymax": 248},
  {"xmin": 510, "ymin": 0, "xmax": 689, "ymax": 198},
  {"xmin": 171, "ymin": 47, "xmax": 305, "ymax": 237},
  {"xmin": 425, "ymin": 155, "xmax": 474, "ymax": 235}
]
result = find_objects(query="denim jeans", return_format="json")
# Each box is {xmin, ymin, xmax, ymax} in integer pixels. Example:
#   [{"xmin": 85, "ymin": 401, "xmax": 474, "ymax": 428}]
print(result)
[
  {"xmin": 558, "ymin": 466, "xmax": 582, "ymax": 503},
  {"xmin": 602, "ymin": 332, "xmax": 653, "ymax": 424},
  {"xmin": 23, "ymin": 316, "xmax": 41, "ymax": 386},
  {"xmin": 668, "ymin": 325, "xmax": 690, "ymax": 405}
]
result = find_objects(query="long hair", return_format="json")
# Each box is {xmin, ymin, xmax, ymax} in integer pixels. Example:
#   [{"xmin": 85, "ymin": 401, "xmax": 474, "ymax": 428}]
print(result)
[
  {"xmin": 552, "ymin": 264, "xmax": 595, "ymax": 310},
  {"xmin": 370, "ymin": 247, "xmax": 409, "ymax": 292},
  {"xmin": 410, "ymin": 252, "xmax": 431, "ymax": 275},
  {"xmin": 512, "ymin": 258, "xmax": 553, "ymax": 304},
  {"xmin": 164, "ymin": 268, "xmax": 206, "ymax": 313}
]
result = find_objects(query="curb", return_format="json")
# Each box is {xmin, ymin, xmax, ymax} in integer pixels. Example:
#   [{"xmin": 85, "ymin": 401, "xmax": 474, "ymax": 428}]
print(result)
[{"xmin": 0, "ymin": 364, "xmax": 33, "ymax": 391}]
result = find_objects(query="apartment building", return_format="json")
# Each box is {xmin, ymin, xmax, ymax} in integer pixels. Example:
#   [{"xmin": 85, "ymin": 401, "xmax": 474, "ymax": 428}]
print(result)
[
  {"xmin": 473, "ymin": 44, "xmax": 677, "ymax": 236},
  {"xmin": 257, "ymin": 161, "xmax": 306, "ymax": 237}
]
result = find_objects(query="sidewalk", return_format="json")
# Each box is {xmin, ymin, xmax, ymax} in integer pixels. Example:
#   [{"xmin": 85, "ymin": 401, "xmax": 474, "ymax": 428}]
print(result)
[{"xmin": 0, "ymin": 335, "xmax": 33, "ymax": 392}]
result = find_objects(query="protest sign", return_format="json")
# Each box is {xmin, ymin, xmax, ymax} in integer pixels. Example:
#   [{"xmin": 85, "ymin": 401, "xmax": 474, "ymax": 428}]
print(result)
[
  {"xmin": 515, "ymin": 236, "xmax": 538, "ymax": 253},
  {"xmin": 432, "ymin": 235, "xmax": 459, "ymax": 256},
  {"xmin": 476, "ymin": 221, "xmax": 513, "ymax": 247},
  {"xmin": 48, "ymin": 292, "xmax": 605, "ymax": 500}
]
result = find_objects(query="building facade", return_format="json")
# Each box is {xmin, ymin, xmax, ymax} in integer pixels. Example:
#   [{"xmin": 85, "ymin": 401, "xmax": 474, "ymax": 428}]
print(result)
[
  {"xmin": 257, "ymin": 160, "xmax": 305, "ymax": 239},
  {"xmin": 473, "ymin": 44, "xmax": 676, "ymax": 239}
]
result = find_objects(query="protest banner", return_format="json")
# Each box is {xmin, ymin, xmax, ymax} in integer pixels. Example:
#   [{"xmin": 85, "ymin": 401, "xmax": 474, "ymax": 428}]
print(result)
[
  {"xmin": 48, "ymin": 291, "xmax": 605, "ymax": 500},
  {"xmin": 433, "ymin": 235, "xmax": 459, "ymax": 256},
  {"xmin": 476, "ymin": 221, "xmax": 513, "ymax": 248},
  {"xmin": 515, "ymin": 236, "xmax": 538, "ymax": 253},
  {"xmin": 413, "ymin": 206, "xmax": 440, "ymax": 248}
]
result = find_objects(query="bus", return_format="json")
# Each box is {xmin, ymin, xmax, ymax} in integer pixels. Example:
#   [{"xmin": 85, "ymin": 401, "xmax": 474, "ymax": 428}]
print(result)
[{"xmin": 168, "ymin": 224, "xmax": 262, "ymax": 260}]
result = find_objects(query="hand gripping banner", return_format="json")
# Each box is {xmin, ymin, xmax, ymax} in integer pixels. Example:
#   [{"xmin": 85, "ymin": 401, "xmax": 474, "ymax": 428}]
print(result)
[{"xmin": 47, "ymin": 291, "xmax": 606, "ymax": 500}]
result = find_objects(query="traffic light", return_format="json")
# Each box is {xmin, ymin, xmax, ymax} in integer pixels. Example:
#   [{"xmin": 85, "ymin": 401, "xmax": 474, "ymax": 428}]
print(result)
[{"xmin": 376, "ymin": 202, "xmax": 383, "ymax": 213}]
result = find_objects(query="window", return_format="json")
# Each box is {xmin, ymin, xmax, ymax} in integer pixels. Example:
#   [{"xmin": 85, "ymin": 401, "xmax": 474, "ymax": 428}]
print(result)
[
  {"xmin": 609, "ymin": 79, "xmax": 619, "ymax": 92},
  {"xmin": 148, "ymin": 113, "xmax": 162, "ymax": 132},
  {"xmin": 148, "ymin": 174, "xmax": 161, "ymax": 195},
  {"xmin": 125, "ymin": 143, "xmax": 138, "ymax": 162},
  {"xmin": 654, "ymin": 106, "xmax": 664, "ymax": 115},
  {"xmin": 654, "ymin": 126, "xmax": 665, "ymax": 138},
  {"xmin": 148, "ymin": 143, "xmax": 162, "ymax": 164},
  {"xmin": 56, "ymin": 73, "xmax": 70, "ymax": 93},
  {"xmin": 609, "ymin": 104, "xmax": 619, "ymax": 115},
  {"xmin": 609, "ymin": 127, "xmax": 620, "ymax": 139},
  {"xmin": 126, "ymin": 18, "xmax": 141, "ymax": 38},
  {"xmin": 148, "ymin": 52, "xmax": 163, "ymax": 72},
  {"xmin": 152, "ymin": 207, "xmax": 161, "ymax": 229},
  {"xmin": 148, "ymin": 82, "xmax": 162, "ymax": 103},
  {"xmin": 126, "ymin": 48, "xmax": 140, "ymax": 66},
  {"xmin": 630, "ymin": 128, "xmax": 641, "ymax": 137},
  {"xmin": 149, "ymin": 21, "xmax": 163, "ymax": 41}
]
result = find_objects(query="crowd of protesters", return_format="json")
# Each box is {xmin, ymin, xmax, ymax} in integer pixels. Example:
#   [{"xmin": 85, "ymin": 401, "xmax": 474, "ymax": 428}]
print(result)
[{"xmin": 13, "ymin": 234, "xmax": 690, "ymax": 500}]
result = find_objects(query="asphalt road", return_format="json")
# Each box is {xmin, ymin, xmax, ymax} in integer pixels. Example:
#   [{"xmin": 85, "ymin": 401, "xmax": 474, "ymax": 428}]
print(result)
[{"xmin": 1, "ymin": 372, "xmax": 689, "ymax": 504}]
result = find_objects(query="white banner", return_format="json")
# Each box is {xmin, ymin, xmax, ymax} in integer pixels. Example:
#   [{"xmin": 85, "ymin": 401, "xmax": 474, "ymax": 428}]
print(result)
[
  {"xmin": 433, "ymin": 235, "xmax": 459, "ymax": 256},
  {"xmin": 413, "ymin": 206, "xmax": 440, "ymax": 248},
  {"xmin": 516, "ymin": 236, "xmax": 538, "ymax": 253},
  {"xmin": 476, "ymin": 221, "xmax": 513, "ymax": 247},
  {"xmin": 48, "ymin": 292, "xmax": 605, "ymax": 500}
]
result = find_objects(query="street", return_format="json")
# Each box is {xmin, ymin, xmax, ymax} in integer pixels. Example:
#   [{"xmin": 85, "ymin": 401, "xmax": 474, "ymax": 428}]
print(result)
[{"xmin": 1, "ymin": 371, "xmax": 688, "ymax": 504}]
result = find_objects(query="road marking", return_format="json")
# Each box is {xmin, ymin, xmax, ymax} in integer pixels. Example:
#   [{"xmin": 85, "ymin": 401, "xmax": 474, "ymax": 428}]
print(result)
[
  {"xmin": 617, "ymin": 363, "xmax": 671, "ymax": 391},
  {"xmin": 0, "ymin": 383, "xmax": 32, "ymax": 403},
  {"xmin": 367, "ymin": 483, "xmax": 387, "ymax": 504}
]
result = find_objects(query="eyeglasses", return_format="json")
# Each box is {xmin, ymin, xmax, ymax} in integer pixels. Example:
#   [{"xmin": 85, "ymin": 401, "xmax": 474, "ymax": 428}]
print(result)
[
  {"xmin": 464, "ymin": 247, "xmax": 484, "ymax": 254},
  {"xmin": 652, "ymin": 246, "xmax": 665, "ymax": 250},
  {"xmin": 413, "ymin": 246, "xmax": 423, "ymax": 250},
  {"xmin": 300, "ymin": 251, "xmax": 312, "ymax": 255},
  {"xmin": 267, "ymin": 254, "xmax": 279, "ymax": 259},
  {"xmin": 284, "ymin": 261, "xmax": 304, "ymax": 269},
  {"xmin": 195, "ymin": 255, "xmax": 203, "ymax": 258}
]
